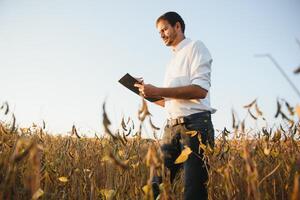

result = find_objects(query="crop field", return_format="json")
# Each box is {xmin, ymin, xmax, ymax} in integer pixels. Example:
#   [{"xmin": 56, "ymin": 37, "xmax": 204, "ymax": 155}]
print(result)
[{"xmin": 0, "ymin": 100, "xmax": 300, "ymax": 200}]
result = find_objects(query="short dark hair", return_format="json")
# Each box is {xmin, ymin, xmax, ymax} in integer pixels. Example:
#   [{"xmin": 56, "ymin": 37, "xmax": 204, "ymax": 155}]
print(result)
[{"xmin": 156, "ymin": 11, "xmax": 185, "ymax": 33}]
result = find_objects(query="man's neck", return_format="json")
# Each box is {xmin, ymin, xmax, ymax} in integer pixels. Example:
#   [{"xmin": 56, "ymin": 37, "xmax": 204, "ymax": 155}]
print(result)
[{"xmin": 171, "ymin": 35, "xmax": 185, "ymax": 48}]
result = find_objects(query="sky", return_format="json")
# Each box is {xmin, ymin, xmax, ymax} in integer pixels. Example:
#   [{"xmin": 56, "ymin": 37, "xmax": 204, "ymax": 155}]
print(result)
[{"xmin": 0, "ymin": 0, "xmax": 299, "ymax": 137}]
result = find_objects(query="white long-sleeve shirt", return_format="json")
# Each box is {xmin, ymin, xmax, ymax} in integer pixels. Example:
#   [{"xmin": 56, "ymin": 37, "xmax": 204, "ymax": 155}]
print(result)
[{"xmin": 163, "ymin": 38, "xmax": 216, "ymax": 119}]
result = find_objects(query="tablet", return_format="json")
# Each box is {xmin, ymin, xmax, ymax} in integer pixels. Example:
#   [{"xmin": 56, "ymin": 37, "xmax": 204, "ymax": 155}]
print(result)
[{"xmin": 118, "ymin": 73, "xmax": 163, "ymax": 102}]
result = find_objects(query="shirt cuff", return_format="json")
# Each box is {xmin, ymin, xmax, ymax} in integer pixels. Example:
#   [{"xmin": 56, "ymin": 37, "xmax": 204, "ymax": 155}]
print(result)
[{"xmin": 191, "ymin": 78, "xmax": 210, "ymax": 91}]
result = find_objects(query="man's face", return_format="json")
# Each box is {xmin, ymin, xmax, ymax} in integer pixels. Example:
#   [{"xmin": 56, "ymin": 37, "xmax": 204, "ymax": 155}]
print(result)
[{"xmin": 156, "ymin": 20, "xmax": 178, "ymax": 46}]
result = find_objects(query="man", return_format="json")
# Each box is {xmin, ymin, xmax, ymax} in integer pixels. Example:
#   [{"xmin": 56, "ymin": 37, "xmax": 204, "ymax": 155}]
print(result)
[{"xmin": 135, "ymin": 11, "xmax": 215, "ymax": 200}]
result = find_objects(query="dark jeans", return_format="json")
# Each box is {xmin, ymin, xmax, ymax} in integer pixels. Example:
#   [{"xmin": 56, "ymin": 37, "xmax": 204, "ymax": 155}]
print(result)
[{"xmin": 153, "ymin": 112, "xmax": 214, "ymax": 200}]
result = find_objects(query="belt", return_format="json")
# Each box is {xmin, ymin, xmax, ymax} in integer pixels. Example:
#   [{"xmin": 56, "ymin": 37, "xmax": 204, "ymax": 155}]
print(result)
[
  {"xmin": 166, "ymin": 111, "xmax": 211, "ymax": 127},
  {"xmin": 167, "ymin": 117, "xmax": 185, "ymax": 127}
]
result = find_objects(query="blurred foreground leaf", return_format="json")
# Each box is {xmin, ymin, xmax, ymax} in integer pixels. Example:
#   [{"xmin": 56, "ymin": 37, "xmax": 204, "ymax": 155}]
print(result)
[
  {"xmin": 296, "ymin": 104, "xmax": 300, "ymax": 118},
  {"xmin": 58, "ymin": 176, "xmax": 68, "ymax": 183},
  {"xmin": 175, "ymin": 146, "xmax": 192, "ymax": 164},
  {"xmin": 32, "ymin": 188, "xmax": 44, "ymax": 200},
  {"xmin": 100, "ymin": 189, "xmax": 116, "ymax": 200},
  {"xmin": 185, "ymin": 130, "xmax": 197, "ymax": 137}
]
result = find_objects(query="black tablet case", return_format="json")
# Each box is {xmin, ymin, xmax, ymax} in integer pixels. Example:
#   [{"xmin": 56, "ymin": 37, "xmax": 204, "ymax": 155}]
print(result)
[{"xmin": 118, "ymin": 73, "xmax": 163, "ymax": 102}]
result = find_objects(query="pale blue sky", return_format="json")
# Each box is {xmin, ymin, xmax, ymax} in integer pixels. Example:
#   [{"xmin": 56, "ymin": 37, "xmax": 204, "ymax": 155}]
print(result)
[{"xmin": 0, "ymin": 0, "xmax": 299, "ymax": 137}]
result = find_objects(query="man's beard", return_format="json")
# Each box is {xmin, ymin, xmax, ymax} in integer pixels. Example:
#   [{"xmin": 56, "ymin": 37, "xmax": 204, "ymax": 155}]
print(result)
[{"xmin": 164, "ymin": 32, "xmax": 177, "ymax": 46}]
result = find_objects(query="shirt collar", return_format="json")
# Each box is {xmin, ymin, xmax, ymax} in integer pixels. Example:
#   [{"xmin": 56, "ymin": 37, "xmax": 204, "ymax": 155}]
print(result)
[{"xmin": 172, "ymin": 38, "xmax": 191, "ymax": 52}]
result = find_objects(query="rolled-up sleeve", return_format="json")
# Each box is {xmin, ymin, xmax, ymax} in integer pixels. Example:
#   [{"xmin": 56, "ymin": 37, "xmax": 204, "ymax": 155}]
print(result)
[{"xmin": 189, "ymin": 41, "xmax": 212, "ymax": 91}]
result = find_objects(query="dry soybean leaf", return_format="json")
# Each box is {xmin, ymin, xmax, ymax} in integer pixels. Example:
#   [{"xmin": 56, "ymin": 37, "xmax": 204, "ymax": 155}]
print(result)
[
  {"xmin": 72, "ymin": 125, "xmax": 81, "ymax": 139},
  {"xmin": 142, "ymin": 185, "xmax": 150, "ymax": 194},
  {"xmin": 232, "ymin": 110, "xmax": 237, "ymax": 129},
  {"xmin": 101, "ymin": 155, "xmax": 111, "ymax": 162},
  {"xmin": 20, "ymin": 128, "xmax": 29, "ymax": 133},
  {"xmin": 1, "ymin": 101, "xmax": 9, "ymax": 115},
  {"xmin": 275, "ymin": 100, "xmax": 281, "ymax": 118},
  {"xmin": 159, "ymin": 183, "xmax": 164, "ymax": 191},
  {"xmin": 185, "ymin": 130, "xmax": 197, "ymax": 137},
  {"xmin": 83, "ymin": 169, "xmax": 91, "ymax": 173},
  {"xmin": 131, "ymin": 162, "xmax": 139, "ymax": 169},
  {"xmin": 145, "ymin": 145, "xmax": 160, "ymax": 167},
  {"xmin": 10, "ymin": 114, "xmax": 16, "ymax": 133},
  {"xmin": 248, "ymin": 109, "xmax": 257, "ymax": 120},
  {"xmin": 100, "ymin": 189, "xmax": 116, "ymax": 200},
  {"xmin": 199, "ymin": 143, "xmax": 207, "ymax": 151},
  {"xmin": 102, "ymin": 102, "xmax": 117, "ymax": 140},
  {"xmin": 118, "ymin": 149, "xmax": 125, "ymax": 157},
  {"xmin": 32, "ymin": 188, "xmax": 44, "ymax": 200},
  {"xmin": 255, "ymin": 103, "xmax": 263, "ymax": 116},
  {"xmin": 294, "ymin": 66, "xmax": 300, "ymax": 74},
  {"xmin": 108, "ymin": 152, "xmax": 129, "ymax": 169},
  {"xmin": 126, "ymin": 117, "xmax": 131, "ymax": 124},
  {"xmin": 263, "ymin": 148, "xmax": 270, "ymax": 156},
  {"xmin": 42, "ymin": 120, "xmax": 46, "ymax": 129},
  {"xmin": 285, "ymin": 101, "xmax": 294, "ymax": 115},
  {"xmin": 240, "ymin": 120, "xmax": 245, "ymax": 133},
  {"xmin": 121, "ymin": 117, "xmax": 127, "ymax": 131},
  {"xmin": 291, "ymin": 172, "xmax": 300, "ymax": 200},
  {"xmin": 272, "ymin": 130, "xmax": 281, "ymax": 142},
  {"xmin": 243, "ymin": 99, "xmax": 256, "ymax": 108},
  {"xmin": 296, "ymin": 104, "xmax": 300, "ymax": 119},
  {"xmin": 271, "ymin": 149, "xmax": 279, "ymax": 158},
  {"xmin": 175, "ymin": 146, "xmax": 192, "ymax": 164},
  {"xmin": 75, "ymin": 168, "xmax": 80, "ymax": 173},
  {"xmin": 138, "ymin": 99, "xmax": 151, "ymax": 121},
  {"xmin": 149, "ymin": 117, "xmax": 160, "ymax": 130},
  {"xmin": 58, "ymin": 176, "xmax": 68, "ymax": 183}
]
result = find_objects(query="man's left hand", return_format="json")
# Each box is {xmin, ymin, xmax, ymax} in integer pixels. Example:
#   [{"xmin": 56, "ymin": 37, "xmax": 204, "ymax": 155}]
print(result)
[{"xmin": 134, "ymin": 83, "xmax": 161, "ymax": 98}]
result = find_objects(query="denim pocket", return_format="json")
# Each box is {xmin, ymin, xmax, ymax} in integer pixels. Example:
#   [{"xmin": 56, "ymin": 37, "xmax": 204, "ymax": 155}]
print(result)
[{"xmin": 184, "ymin": 119, "xmax": 215, "ymax": 148}]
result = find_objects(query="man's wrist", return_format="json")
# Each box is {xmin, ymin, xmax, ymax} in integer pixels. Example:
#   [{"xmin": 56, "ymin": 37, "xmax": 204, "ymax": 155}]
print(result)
[{"xmin": 155, "ymin": 87, "xmax": 163, "ymax": 97}]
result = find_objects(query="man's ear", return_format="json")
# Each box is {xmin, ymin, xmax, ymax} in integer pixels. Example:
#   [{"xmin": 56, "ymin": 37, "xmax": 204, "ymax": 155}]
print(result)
[{"xmin": 175, "ymin": 22, "xmax": 182, "ymax": 32}]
